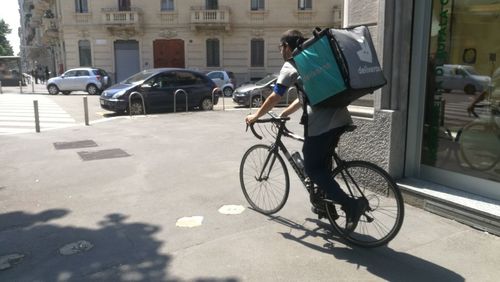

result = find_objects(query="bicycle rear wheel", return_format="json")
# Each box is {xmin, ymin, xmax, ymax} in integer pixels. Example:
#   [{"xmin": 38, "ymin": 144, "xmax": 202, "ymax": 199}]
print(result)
[
  {"xmin": 240, "ymin": 144, "xmax": 290, "ymax": 214},
  {"xmin": 325, "ymin": 161, "xmax": 404, "ymax": 248},
  {"xmin": 459, "ymin": 121, "xmax": 499, "ymax": 171}
]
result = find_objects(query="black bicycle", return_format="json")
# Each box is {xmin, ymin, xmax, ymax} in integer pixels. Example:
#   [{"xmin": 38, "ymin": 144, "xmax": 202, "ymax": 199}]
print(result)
[{"xmin": 240, "ymin": 113, "xmax": 405, "ymax": 248}]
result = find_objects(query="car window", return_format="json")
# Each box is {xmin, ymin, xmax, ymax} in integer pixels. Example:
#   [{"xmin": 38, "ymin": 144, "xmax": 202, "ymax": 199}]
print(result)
[
  {"xmin": 124, "ymin": 70, "xmax": 156, "ymax": 84},
  {"xmin": 148, "ymin": 73, "xmax": 177, "ymax": 88},
  {"xmin": 228, "ymin": 72, "xmax": 235, "ymax": 79},
  {"xmin": 64, "ymin": 70, "xmax": 77, "ymax": 77},
  {"xmin": 256, "ymin": 75, "xmax": 277, "ymax": 86},
  {"xmin": 76, "ymin": 70, "xmax": 89, "ymax": 76},
  {"xmin": 176, "ymin": 71, "xmax": 204, "ymax": 86},
  {"xmin": 208, "ymin": 72, "xmax": 223, "ymax": 80}
]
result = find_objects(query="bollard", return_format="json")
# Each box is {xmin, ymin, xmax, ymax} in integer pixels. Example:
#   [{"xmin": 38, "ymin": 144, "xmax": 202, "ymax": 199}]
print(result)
[
  {"xmin": 0, "ymin": 81, "xmax": 2, "ymax": 94},
  {"xmin": 222, "ymin": 90, "xmax": 225, "ymax": 111},
  {"xmin": 83, "ymin": 96, "xmax": 89, "ymax": 126},
  {"xmin": 34, "ymin": 100, "xmax": 40, "ymax": 133},
  {"xmin": 32, "ymin": 80, "xmax": 35, "ymax": 93},
  {"xmin": 19, "ymin": 81, "xmax": 23, "ymax": 94}
]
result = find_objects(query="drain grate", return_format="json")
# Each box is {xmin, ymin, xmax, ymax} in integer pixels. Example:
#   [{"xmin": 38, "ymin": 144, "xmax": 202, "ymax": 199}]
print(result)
[
  {"xmin": 54, "ymin": 140, "xmax": 98, "ymax": 150},
  {"xmin": 78, "ymin": 149, "xmax": 130, "ymax": 161}
]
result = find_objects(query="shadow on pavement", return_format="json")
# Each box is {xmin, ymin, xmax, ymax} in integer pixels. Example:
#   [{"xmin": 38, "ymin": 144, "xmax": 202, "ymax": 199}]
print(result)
[
  {"xmin": 268, "ymin": 215, "xmax": 464, "ymax": 282},
  {"xmin": 0, "ymin": 209, "xmax": 238, "ymax": 281}
]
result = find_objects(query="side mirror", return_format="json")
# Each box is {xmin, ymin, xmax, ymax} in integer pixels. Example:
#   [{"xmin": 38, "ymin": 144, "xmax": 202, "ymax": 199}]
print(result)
[{"xmin": 61, "ymin": 75, "xmax": 65, "ymax": 78}]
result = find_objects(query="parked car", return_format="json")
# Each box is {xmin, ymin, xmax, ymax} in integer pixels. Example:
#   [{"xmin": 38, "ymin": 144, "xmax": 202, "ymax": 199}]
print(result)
[
  {"xmin": 47, "ymin": 67, "xmax": 111, "ymax": 95},
  {"xmin": 207, "ymin": 70, "xmax": 237, "ymax": 97},
  {"xmin": 436, "ymin": 64, "xmax": 491, "ymax": 95},
  {"xmin": 232, "ymin": 74, "xmax": 298, "ymax": 107},
  {"xmin": 100, "ymin": 68, "xmax": 220, "ymax": 115}
]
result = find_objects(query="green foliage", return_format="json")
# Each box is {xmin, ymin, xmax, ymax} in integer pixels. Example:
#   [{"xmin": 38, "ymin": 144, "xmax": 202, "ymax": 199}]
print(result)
[{"xmin": 0, "ymin": 19, "xmax": 14, "ymax": 56}]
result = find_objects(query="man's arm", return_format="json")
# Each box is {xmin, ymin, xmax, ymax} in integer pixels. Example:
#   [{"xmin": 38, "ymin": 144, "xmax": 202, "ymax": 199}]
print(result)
[
  {"xmin": 245, "ymin": 92, "xmax": 282, "ymax": 124},
  {"xmin": 279, "ymin": 98, "xmax": 301, "ymax": 118}
]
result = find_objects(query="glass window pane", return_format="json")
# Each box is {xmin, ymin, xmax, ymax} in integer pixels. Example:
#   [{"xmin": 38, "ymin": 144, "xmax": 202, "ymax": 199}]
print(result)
[
  {"xmin": 161, "ymin": 0, "xmax": 174, "ymax": 11},
  {"xmin": 79, "ymin": 40, "xmax": 92, "ymax": 67},
  {"xmin": 251, "ymin": 39, "xmax": 264, "ymax": 67},
  {"xmin": 75, "ymin": 0, "xmax": 88, "ymax": 13},
  {"xmin": 206, "ymin": 39, "xmax": 220, "ymax": 67},
  {"xmin": 421, "ymin": 0, "xmax": 500, "ymax": 183}
]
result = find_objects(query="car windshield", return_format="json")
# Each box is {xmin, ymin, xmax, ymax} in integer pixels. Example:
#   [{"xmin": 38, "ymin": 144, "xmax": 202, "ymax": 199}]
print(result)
[
  {"xmin": 123, "ymin": 70, "xmax": 156, "ymax": 85},
  {"xmin": 255, "ymin": 75, "xmax": 277, "ymax": 86}
]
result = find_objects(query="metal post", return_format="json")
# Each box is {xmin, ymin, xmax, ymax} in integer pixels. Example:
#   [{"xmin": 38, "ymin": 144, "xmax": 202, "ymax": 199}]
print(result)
[
  {"xmin": 0, "ymin": 81, "xmax": 2, "ymax": 94},
  {"xmin": 31, "ymin": 79, "xmax": 35, "ymax": 93},
  {"xmin": 174, "ymin": 89, "xmax": 188, "ymax": 112},
  {"xmin": 33, "ymin": 100, "xmax": 40, "ymax": 133},
  {"xmin": 83, "ymin": 96, "xmax": 89, "ymax": 126},
  {"xmin": 222, "ymin": 89, "xmax": 225, "ymax": 111},
  {"xmin": 19, "ymin": 81, "xmax": 23, "ymax": 94}
]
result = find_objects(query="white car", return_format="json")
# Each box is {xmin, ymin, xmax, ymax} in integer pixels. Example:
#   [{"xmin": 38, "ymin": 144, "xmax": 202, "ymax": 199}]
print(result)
[
  {"xmin": 436, "ymin": 64, "xmax": 491, "ymax": 95},
  {"xmin": 47, "ymin": 67, "xmax": 111, "ymax": 95},
  {"xmin": 207, "ymin": 70, "xmax": 237, "ymax": 97}
]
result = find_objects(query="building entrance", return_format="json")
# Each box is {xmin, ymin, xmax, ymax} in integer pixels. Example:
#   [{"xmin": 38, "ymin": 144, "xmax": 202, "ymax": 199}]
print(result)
[{"xmin": 153, "ymin": 39, "xmax": 185, "ymax": 68}]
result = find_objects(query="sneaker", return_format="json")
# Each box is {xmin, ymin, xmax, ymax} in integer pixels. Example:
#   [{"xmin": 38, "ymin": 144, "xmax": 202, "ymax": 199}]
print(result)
[
  {"xmin": 311, "ymin": 206, "xmax": 327, "ymax": 219},
  {"xmin": 343, "ymin": 198, "xmax": 368, "ymax": 233}
]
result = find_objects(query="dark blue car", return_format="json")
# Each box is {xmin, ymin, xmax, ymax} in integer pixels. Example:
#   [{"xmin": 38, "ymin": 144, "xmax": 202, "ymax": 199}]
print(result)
[{"xmin": 100, "ymin": 68, "xmax": 220, "ymax": 114}]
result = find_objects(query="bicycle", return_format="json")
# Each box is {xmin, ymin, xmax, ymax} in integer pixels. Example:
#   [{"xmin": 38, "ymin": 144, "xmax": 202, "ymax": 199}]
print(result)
[{"xmin": 239, "ymin": 112, "xmax": 405, "ymax": 248}]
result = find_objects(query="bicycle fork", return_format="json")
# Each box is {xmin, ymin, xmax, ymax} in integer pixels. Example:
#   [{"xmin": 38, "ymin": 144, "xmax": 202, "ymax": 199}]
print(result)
[{"xmin": 255, "ymin": 144, "xmax": 279, "ymax": 182}]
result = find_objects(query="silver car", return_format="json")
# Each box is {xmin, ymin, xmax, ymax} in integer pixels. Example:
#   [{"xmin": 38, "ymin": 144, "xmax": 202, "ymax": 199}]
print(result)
[
  {"xmin": 232, "ymin": 74, "xmax": 298, "ymax": 107},
  {"xmin": 47, "ymin": 67, "xmax": 111, "ymax": 95}
]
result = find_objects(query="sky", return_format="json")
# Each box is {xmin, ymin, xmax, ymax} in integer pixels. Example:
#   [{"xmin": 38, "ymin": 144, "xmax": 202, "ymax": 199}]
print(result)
[{"xmin": 0, "ymin": 0, "xmax": 20, "ymax": 55}]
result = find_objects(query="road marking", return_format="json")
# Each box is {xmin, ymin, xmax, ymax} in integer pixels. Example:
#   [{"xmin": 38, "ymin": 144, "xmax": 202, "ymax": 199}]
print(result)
[
  {"xmin": 0, "ymin": 94, "xmax": 77, "ymax": 135},
  {"xmin": 176, "ymin": 216, "xmax": 204, "ymax": 228},
  {"xmin": 218, "ymin": 205, "xmax": 245, "ymax": 215}
]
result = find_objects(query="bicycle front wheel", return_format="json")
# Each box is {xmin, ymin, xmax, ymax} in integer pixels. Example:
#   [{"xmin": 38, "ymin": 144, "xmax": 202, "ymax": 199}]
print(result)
[
  {"xmin": 325, "ymin": 161, "xmax": 404, "ymax": 248},
  {"xmin": 460, "ymin": 121, "xmax": 500, "ymax": 171},
  {"xmin": 239, "ymin": 144, "xmax": 290, "ymax": 215}
]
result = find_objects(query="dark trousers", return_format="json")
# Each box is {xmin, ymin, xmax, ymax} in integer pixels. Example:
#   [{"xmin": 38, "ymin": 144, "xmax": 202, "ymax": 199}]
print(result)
[{"xmin": 302, "ymin": 127, "xmax": 350, "ymax": 207}]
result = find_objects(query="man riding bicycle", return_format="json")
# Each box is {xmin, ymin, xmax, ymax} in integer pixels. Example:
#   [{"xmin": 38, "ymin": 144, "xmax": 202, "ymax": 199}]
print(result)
[{"xmin": 245, "ymin": 29, "xmax": 367, "ymax": 231}]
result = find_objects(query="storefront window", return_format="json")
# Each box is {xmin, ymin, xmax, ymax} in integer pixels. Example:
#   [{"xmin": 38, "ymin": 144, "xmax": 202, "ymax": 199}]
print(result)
[{"xmin": 422, "ymin": 0, "xmax": 500, "ymax": 182}]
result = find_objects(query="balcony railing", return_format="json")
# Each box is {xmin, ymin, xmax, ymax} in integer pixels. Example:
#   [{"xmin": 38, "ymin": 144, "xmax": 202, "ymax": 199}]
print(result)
[
  {"xmin": 102, "ymin": 8, "xmax": 141, "ymax": 25},
  {"xmin": 190, "ymin": 6, "xmax": 230, "ymax": 31},
  {"xmin": 75, "ymin": 13, "xmax": 92, "ymax": 24}
]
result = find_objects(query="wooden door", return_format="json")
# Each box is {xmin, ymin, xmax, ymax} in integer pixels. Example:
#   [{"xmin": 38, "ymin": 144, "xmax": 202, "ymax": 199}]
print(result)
[{"xmin": 153, "ymin": 39, "xmax": 185, "ymax": 68}]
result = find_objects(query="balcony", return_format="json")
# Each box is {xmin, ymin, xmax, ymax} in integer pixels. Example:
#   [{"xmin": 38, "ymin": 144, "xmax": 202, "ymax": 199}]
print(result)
[
  {"xmin": 101, "ymin": 8, "xmax": 142, "ymax": 38},
  {"xmin": 102, "ymin": 8, "xmax": 141, "ymax": 25},
  {"xmin": 190, "ymin": 6, "xmax": 231, "ymax": 31}
]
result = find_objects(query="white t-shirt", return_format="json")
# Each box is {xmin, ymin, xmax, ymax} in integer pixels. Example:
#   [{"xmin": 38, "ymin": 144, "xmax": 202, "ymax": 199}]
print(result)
[{"xmin": 276, "ymin": 61, "xmax": 352, "ymax": 136}]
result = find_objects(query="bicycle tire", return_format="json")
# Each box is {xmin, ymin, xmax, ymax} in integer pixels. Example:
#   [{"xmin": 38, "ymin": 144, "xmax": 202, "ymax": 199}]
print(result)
[
  {"xmin": 459, "ymin": 121, "xmax": 500, "ymax": 171},
  {"xmin": 325, "ymin": 160, "xmax": 404, "ymax": 248},
  {"xmin": 240, "ymin": 144, "xmax": 290, "ymax": 215}
]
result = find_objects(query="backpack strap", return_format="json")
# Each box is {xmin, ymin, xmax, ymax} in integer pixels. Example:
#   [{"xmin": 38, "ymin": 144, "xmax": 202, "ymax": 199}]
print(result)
[{"xmin": 287, "ymin": 59, "xmax": 309, "ymax": 137}]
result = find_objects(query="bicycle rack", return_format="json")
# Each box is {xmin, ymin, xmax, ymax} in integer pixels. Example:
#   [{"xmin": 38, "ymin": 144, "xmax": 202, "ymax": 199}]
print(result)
[
  {"xmin": 129, "ymin": 91, "xmax": 146, "ymax": 116},
  {"xmin": 174, "ymin": 89, "xmax": 188, "ymax": 113},
  {"xmin": 212, "ymin": 88, "xmax": 223, "ymax": 111}
]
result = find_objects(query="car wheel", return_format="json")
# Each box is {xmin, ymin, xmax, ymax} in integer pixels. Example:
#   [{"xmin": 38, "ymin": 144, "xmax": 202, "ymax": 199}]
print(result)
[
  {"xmin": 87, "ymin": 84, "xmax": 100, "ymax": 95},
  {"xmin": 251, "ymin": 96, "xmax": 264, "ymax": 108},
  {"xmin": 199, "ymin": 97, "xmax": 214, "ymax": 111},
  {"xmin": 464, "ymin": 84, "xmax": 476, "ymax": 95},
  {"xmin": 129, "ymin": 100, "xmax": 145, "ymax": 115},
  {"xmin": 62, "ymin": 91, "xmax": 71, "ymax": 95},
  {"xmin": 223, "ymin": 87, "xmax": 233, "ymax": 97},
  {"xmin": 47, "ymin": 84, "xmax": 59, "ymax": 95}
]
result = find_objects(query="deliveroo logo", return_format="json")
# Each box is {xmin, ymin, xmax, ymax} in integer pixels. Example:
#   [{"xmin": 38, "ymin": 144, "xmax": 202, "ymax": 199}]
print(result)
[{"xmin": 355, "ymin": 35, "xmax": 373, "ymax": 63}]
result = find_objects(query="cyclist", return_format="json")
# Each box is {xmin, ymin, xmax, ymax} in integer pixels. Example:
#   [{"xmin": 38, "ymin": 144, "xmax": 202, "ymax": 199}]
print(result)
[{"xmin": 245, "ymin": 29, "xmax": 367, "ymax": 231}]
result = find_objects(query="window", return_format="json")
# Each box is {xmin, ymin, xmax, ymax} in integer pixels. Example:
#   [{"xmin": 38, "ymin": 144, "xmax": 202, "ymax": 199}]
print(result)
[
  {"xmin": 251, "ymin": 39, "xmax": 264, "ymax": 67},
  {"xmin": 75, "ymin": 0, "xmax": 88, "ymax": 13},
  {"xmin": 205, "ymin": 0, "xmax": 218, "ymax": 10},
  {"xmin": 118, "ymin": 0, "xmax": 131, "ymax": 11},
  {"xmin": 298, "ymin": 0, "xmax": 312, "ymax": 10},
  {"xmin": 251, "ymin": 0, "xmax": 265, "ymax": 11},
  {"xmin": 161, "ymin": 0, "xmax": 174, "ymax": 11},
  {"xmin": 176, "ymin": 71, "xmax": 203, "ymax": 86},
  {"xmin": 64, "ymin": 70, "xmax": 78, "ymax": 77},
  {"xmin": 206, "ymin": 39, "xmax": 220, "ymax": 67},
  {"xmin": 76, "ymin": 70, "xmax": 89, "ymax": 76},
  {"xmin": 78, "ymin": 40, "xmax": 92, "ymax": 67}
]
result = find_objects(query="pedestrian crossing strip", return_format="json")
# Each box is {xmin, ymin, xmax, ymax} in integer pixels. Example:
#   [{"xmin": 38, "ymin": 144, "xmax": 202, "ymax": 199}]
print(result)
[
  {"xmin": 443, "ymin": 100, "xmax": 490, "ymax": 130},
  {"xmin": 0, "ymin": 94, "xmax": 77, "ymax": 135}
]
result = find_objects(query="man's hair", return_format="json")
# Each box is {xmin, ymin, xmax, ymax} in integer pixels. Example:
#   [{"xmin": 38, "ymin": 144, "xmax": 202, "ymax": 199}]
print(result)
[{"xmin": 280, "ymin": 30, "xmax": 305, "ymax": 51}]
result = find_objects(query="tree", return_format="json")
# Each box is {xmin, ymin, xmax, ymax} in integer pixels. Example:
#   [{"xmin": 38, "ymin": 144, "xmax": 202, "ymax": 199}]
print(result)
[{"xmin": 0, "ymin": 19, "xmax": 14, "ymax": 56}]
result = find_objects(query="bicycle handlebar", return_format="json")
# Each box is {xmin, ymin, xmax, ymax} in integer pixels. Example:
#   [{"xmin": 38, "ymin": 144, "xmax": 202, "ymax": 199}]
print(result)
[{"xmin": 246, "ymin": 113, "xmax": 290, "ymax": 140}]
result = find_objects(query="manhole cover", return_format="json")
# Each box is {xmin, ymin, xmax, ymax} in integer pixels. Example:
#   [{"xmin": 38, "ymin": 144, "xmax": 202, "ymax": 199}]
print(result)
[
  {"xmin": 176, "ymin": 216, "xmax": 204, "ymax": 228},
  {"xmin": 53, "ymin": 140, "xmax": 98, "ymax": 150},
  {"xmin": 0, "ymin": 253, "xmax": 25, "ymax": 271},
  {"xmin": 78, "ymin": 149, "xmax": 130, "ymax": 161},
  {"xmin": 218, "ymin": 205, "xmax": 245, "ymax": 215},
  {"xmin": 59, "ymin": 240, "xmax": 94, "ymax": 256}
]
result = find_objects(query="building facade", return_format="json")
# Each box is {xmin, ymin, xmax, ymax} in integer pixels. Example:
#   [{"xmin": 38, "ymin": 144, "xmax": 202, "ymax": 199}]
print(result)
[{"xmin": 20, "ymin": 0, "xmax": 343, "ymax": 83}]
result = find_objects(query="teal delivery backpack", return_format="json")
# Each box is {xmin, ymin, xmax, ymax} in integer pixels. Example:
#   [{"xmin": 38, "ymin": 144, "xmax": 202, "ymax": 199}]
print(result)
[{"xmin": 292, "ymin": 26, "xmax": 386, "ymax": 107}]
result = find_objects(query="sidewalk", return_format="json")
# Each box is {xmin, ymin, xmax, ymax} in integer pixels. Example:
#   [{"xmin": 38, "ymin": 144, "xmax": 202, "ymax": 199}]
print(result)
[
  {"xmin": 0, "ymin": 82, "xmax": 50, "ymax": 95},
  {"xmin": 0, "ymin": 110, "xmax": 499, "ymax": 281}
]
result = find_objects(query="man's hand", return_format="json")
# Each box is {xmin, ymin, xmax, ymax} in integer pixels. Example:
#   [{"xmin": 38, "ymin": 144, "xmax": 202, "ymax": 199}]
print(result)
[{"xmin": 245, "ymin": 113, "xmax": 259, "ymax": 124}]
